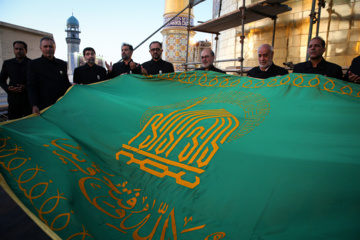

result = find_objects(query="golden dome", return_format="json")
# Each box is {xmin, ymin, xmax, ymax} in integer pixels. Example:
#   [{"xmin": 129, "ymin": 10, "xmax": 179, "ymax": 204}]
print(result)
[{"xmin": 164, "ymin": 0, "xmax": 193, "ymax": 16}]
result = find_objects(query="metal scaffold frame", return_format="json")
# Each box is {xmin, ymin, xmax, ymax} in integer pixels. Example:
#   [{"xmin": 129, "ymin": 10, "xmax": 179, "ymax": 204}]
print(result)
[{"xmin": 185, "ymin": 0, "xmax": 292, "ymax": 75}]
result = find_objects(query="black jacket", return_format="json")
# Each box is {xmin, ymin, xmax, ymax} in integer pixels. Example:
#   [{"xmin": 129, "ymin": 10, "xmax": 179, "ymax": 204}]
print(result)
[
  {"xmin": 142, "ymin": 59, "xmax": 174, "ymax": 75},
  {"xmin": 247, "ymin": 63, "xmax": 288, "ymax": 79},
  {"xmin": 344, "ymin": 56, "xmax": 360, "ymax": 83},
  {"xmin": 108, "ymin": 59, "xmax": 141, "ymax": 78},
  {"xmin": 293, "ymin": 58, "xmax": 343, "ymax": 80},
  {"xmin": 195, "ymin": 65, "xmax": 226, "ymax": 74},
  {"xmin": 74, "ymin": 63, "xmax": 107, "ymax": 84},
  {"xmin": 0, "ymin": 57, "xmax": 31, "ymax": 105},
  {"xmin": 27, "ymin": 56, "xmax": 71, "ymax": 110}
]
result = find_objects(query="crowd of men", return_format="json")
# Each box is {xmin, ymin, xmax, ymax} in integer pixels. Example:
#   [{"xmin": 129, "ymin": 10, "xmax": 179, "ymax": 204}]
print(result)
[{"xmin": 0, "ymin": 36, "xmax": 359, "ymax": 120}]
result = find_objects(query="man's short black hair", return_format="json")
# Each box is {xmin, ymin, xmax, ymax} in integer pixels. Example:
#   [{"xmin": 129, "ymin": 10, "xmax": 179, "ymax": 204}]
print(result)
[
  {"xmin": 122, "ymin": 43, "xmax": 133, "ymax": 51},
  {"xmin": 83, "ymin": 47, "xmax": 95, "ymax": 55},
  {"xmin": 310, "ymin": 36, "xmax": 325, "ymax": 48},
  {"xmin": 40, "ymin": 36, "xmax": 55, "ymax": 46},
  {"xmin": 149, "ymin": 41, "xmax": 162, "ymax": 49},
  {"xmin": 13, "ymin": 41, "xmax": 27, "ymax": 51}
]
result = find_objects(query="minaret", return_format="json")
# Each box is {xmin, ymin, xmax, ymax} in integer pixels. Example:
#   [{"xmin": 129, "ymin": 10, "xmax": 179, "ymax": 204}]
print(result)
[
  {"xmin": 65, "ymin": 13, "xmax": 81, "ymax": 78},
  {"xmin": 161, "ymin": 0, "xmax": 195, "ymax": 71}
]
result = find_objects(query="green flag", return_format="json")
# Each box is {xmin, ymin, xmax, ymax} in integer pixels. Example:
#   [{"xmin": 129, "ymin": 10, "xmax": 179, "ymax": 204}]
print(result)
[{"xmin": 1, "ymin": 71, "xmax": 360, "ymax": 239}]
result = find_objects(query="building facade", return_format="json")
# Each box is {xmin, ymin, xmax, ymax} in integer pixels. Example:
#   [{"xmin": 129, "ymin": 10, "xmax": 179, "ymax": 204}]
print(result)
[
  {"xmin": 0, "ymin": 21, "xmax": 53, "ymax": 69},
  {"xmin": 208, "ymin": 0, "xmax": 360, "ymax": 72}
]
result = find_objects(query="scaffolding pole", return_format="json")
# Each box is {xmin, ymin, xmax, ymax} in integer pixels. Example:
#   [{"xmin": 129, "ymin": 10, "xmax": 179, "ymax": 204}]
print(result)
[
  {"xmin": 185, "ymin": 4, "xmax": 192, "ymax": 72},
  {"xmin": 239, "ymin": 0, "xmax": 246, "ymax": 76},
  {"xmin": 306, "ymin": 0, "xmax": 317, "ymax": 60},
  {"xmin": 134, "ymin": 4, "xmax": 190, "ymax": 51},
  {"xmin": 272, "ymin": 17, "xmax": 277, "ymax": 47}
]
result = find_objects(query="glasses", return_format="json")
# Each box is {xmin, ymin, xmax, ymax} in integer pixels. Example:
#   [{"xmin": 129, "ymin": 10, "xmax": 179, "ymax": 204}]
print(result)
[{"xmin": 150, "ymin": 48, "xmax": 161, "ymax": 52}]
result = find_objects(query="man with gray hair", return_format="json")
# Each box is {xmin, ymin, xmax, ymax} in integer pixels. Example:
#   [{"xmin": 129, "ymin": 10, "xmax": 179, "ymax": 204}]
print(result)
[
  {"xmin": 247, "ymin": 44, "xmax": 288, "ymax": 79},
  {"xmin": 27, "ymin": 37, "xmax": 71, "ymax": 115}
]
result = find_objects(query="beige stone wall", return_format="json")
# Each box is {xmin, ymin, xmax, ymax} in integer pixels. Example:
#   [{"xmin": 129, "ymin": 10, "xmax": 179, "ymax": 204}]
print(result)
[
  {"xmin": 214, "ymin": 0, "xmax": 360, "ymax": 72},
  {"xmin": 0, "ymin": 22, "xmax": 53, "ymax": 67}
]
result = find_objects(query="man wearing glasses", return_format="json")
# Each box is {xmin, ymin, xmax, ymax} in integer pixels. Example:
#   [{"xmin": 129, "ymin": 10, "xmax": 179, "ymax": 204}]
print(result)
[
  {"xmin": 195, "ymin": 48, "xmax": 225, "ymax": 74},
  {"xmin": 141, "ymin": 41, "xmax": 174, "ymax": 75}
]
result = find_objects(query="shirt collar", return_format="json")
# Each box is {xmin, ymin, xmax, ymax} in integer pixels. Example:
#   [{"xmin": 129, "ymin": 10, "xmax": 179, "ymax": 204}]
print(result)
[
  {"xmin": 11, "ymin": 57, "xmax": 28, "ymax": 64},
  {"xmin": 151, "ymin": 58, "xmax": 163, "ymax": 64},
  {"xmin": 84, "ymin": 63, "xmax": 98, "ymax": 68},
  {"xmin": 305, "ymin": 57, "xmax": 326, "ymax": 69},
  {"xmin": 41, "ymin": 55, "xmax": 56, "ymax": 63},
  {"xmin": 120, "ymin": 59, "xmax": 133, "ymax": 66}
]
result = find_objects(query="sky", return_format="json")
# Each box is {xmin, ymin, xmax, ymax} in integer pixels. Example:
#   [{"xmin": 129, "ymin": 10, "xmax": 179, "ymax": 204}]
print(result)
[{"xmin": 0, "ymin": 0, "xmax": 214, "ymax": 64}]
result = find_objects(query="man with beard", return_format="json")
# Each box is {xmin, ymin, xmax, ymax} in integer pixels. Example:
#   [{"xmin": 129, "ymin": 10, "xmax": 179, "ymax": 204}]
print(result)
[
  {"xmin": 141, "ymin": 41, "xmax": 174, "ymax": 75},
  {"xmin": 247, "ymin": 44, "xmax": 288, "ymax": 79},
  {"xmin": 0, "ymin": 41, "xmax": 32, "ymax": 119},
  {"xmin": 73, "ymin": 47, "xmax": 107, "ymax": 84},
  {"xmin": 293, "ymin": 37, "xmax": 343, "ymax": 79},
  {"xmin": 27, "ymin": 37, "xmax": 71, "ymax": 115},
  {"xmin": 195, "ymin": 48, "xmax": 225, "ymax": 74},
  {"xmin": 106, "ymin": 43, "xmax": 141, "ymax": 78}
]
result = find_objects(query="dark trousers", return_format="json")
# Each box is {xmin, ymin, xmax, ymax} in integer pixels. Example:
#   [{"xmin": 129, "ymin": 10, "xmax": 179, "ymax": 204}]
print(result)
[{"xmin": 7, "ymin": 104, "xmax": 32, "ymax": 120}]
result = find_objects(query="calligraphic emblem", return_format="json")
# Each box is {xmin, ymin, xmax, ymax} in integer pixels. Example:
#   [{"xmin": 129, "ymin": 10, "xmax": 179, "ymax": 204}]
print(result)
[{"xmin": 116, "ymin": 91, "xmax": 270, "ymax": 188}]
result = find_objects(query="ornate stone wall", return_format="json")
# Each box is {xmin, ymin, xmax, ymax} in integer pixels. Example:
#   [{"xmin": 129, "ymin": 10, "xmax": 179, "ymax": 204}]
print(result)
[
  {"xmin": 162, "ymin": 0, "xmax": 196, "ymax": 71},
  {"xmin": 213, "ymin": 0, "xmax": 360, "ymax": 72}
]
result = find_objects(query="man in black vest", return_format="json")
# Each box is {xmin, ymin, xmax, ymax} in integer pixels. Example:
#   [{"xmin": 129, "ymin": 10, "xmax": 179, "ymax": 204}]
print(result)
[
  {"xmin": 141, "ymin": 41, "xmax": 174, "ymax": 75},
  {"xmin": 247, "ymin": 44, "xmax": 288, "ymax": 79},
  {"xmin": 106, "ymin": 43, "xmax": 141, "ymax": 78},
  {"xmin": 0, "ymin": 41, "xmax": 32, "ymax": 119},
  {"xmin": 73, "ymin": 47, "xmax": 107, "ymax": 84}
]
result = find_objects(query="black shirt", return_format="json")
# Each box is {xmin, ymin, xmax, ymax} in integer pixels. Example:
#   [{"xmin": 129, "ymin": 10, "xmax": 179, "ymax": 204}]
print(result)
[
  {"xmin": 344, "ymin": 55, "xmax": 360, "ymax": 83},
  {"xmin": 27, "ymin": 56, "xmax": 71, "ymax": 110},
  {"xmin": 73, "ymin": 63, "xmax": 107, "ymax": 84},
  {"xmin": 0, "ymin": 57, "xmax": 31, "ymax": 105},
  {"xmin": 195, "ymin": 65, "xmax": 226, "ymax": 74},
  {"xmin": 108, "ymin": 59, "xmax": 141, "ymax": 78},
  {"xmin": 293, "ymin": 58, "xmax": 343, "ymax": 80},
  {"xmin": 141, "ymin": 59, "xmax": 174, "ymax": 75},
  {"xmin": 247, "ymin": 63, "xmax": 288, "ymax": 79}
]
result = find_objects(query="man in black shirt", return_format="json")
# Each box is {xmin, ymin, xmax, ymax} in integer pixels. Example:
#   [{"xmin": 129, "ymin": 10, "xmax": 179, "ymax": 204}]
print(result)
[
  {"xmin": 0, "ymin": 41, "xmax": 32, "ymax": 119},
  {"xmin": 141, "ymin": 41, "xmax": 174, "ymax": 75},
  {"xmin": 293, "ymin": 37, "xmax": 343, "ymax": 80},
  {"xmin": 344, "ymin": 56, "xmax": 360, "ymax": 84},
  {"xmin": 73, "ymin": 47, "xmax": 107, "ymax": 84},
  {"xmin": 195, "ymin": 48, "xmax": 226, "ymax": 74},
  {"xmin": 106, "ymin": 43, "xmax": 141, "ymax": 78},
  {"xmin": 247, "ymin": 44, "xmax": 288, "ymax": 79},
  {"xmin": 27, "ymin": 37, "xmax": 71, "ymax": 115}
]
